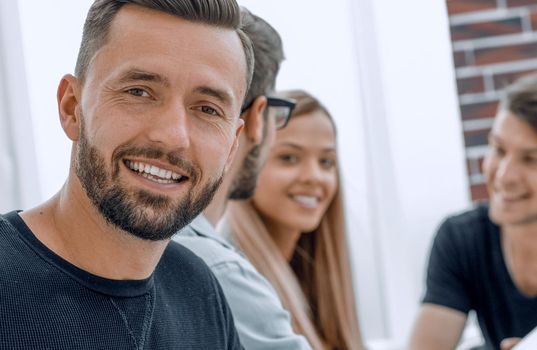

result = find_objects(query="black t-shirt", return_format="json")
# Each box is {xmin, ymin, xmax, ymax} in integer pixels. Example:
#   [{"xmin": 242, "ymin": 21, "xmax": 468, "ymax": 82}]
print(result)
[
  {"xmin": 423, "ymin": 204, "xmax": 537, "ymax": 349},
  {"xmin": 0, "ymin": 211, "xmax": 242, "ymax": 349}
]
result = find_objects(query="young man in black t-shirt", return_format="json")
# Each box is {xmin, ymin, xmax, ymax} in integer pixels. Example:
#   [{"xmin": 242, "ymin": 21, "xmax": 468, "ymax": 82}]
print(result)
[
  {"xmin": 0, "ymin": 0, "xmax": 254, "ymax": 348},
  {"xmin": 410, "ymin": 74, "xmax": 537, "ymax": 350}
]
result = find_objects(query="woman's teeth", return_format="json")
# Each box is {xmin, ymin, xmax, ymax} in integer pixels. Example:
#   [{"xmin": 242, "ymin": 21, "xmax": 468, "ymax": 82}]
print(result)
[{"xmin": 292, "ymin": 195, "xmax": 318, "ymax": 208}]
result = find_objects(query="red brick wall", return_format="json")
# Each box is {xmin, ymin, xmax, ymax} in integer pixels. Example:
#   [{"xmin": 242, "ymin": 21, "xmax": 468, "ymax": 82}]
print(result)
[{"xmin": 447, "ymin": 0, "xmax": 537, "ymax": 201}]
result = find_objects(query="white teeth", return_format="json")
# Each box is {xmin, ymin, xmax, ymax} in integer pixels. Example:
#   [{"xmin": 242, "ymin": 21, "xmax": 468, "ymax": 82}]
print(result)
[
  {"xmin": 157, "ymin": 168, "xmax": 167, "ymax": 179},
  {"xmin": 292, "ymin": 195, "xmax": 318, "ymax": 208},
  {"xmin": 496, "ymin": 193, "xmax": 526, "ymax": 201},
  {"xmin": 141, "ymin": 172, "xmax": 174, "ymax": 184},
  {"xmin": 125, "ymin": 160, "xmax": 182, "ymax": 182}
]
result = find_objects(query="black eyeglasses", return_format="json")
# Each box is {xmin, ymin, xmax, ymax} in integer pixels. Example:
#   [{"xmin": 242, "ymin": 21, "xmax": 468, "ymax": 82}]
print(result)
[{"xmin": 241, "ymin": 96, "xmax": 296, "ymax": 129}]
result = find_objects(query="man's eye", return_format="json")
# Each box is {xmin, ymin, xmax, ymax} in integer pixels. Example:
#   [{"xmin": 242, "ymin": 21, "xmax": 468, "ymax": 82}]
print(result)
[
  {"xmin": 126, "ymin": 88, "xmax": 150, "ymax": 97},
  {"xmin": 524, "ymin": 156, "xmax": 537, "ymax": 164},
  {"xmin": 199, "ymin": 105, "xmax": 219, "ymax": 116},
  {"xmin": 491, "ymin": 145, "xmax": 505, "ymax": 157}
]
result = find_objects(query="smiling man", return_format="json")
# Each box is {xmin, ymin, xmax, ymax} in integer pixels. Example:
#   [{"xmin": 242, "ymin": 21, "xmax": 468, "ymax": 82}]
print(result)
[
  {"xmin": 410, "ymin": 74, "xmax": 537, "ymax": 350},
  {"xmin": 0, "ymin": 0, "xmax": 253, "ymax": 349}
]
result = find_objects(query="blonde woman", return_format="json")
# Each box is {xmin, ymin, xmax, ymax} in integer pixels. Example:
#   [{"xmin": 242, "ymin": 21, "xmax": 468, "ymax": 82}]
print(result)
[{"xmin": 221, "ymin": 90, "xmax": 364, "ymax": 350}]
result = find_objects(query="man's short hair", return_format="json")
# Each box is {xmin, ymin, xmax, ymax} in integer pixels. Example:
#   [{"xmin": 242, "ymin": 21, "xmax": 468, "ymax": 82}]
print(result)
[
  {"xmin": 240, "ymin": 8, "xmax": 284, "ymax": 110},
  {"xmin": 75, "ymin": 0, "xmax": 254, "ymax": 89},
  {"xmin": 500, "ymin": 73, "xmax": 537, "ymax": 132}
]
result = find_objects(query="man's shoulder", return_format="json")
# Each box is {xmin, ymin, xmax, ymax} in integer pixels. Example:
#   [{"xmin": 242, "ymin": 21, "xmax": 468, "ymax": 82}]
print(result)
[
  {"xmin": 0, "ymin": 211, "xmax": 32, "ymax": 261},
  {"xmin": 175, "ymin": 225, "xmax": 312, "ymax": 350},
  {"xmin": 176, "ymin": 235, "xmax": 244, "ymax": 267},
  {"xmin": 173, "ymin": 219, "xmax": 246, "ymax": 269},
  {"xmin": 444, "ymin": 203, "xmax": 489, "ymax": 225},
  {"xmin": 434, "ymin": 203, "xmax": 496, "ymax": 251},
  {"xmin": 441, "ymin": 204, "xmax": 492, "ymax": 234},
  {"xmin": 161, "ymin": 239, "xmax": 214, "ymax": 274},
  {"xmin": 0, "ymin": 211, "xmax": 20, "ymax": 234},
  {"xmin": 172, "ymin": 223, "xmax": 279, "ymax": 303}
]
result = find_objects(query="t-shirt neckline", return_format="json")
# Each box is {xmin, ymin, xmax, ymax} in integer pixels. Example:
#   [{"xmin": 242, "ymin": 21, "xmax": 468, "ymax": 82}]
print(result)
[
  {"xmin": 491, "ymin": 217, "xmax": 537, "ymax": 301},
  {"xmin": 3, "ymin": 210, "xmax": 155, "ymax": 298}
]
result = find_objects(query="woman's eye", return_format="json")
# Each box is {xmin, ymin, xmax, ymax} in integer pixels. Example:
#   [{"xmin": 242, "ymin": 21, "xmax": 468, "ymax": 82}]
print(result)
[
  {"xmin": 126, "ymin": 88, "xmax": 150, "ymax": 97},
  {"xmin": 279, "ymin": 154, "xmax": 297, "ymax": 163},
  {"xmin": 320, "ymin": 158, "xmax": 336, "ymax": 168}
]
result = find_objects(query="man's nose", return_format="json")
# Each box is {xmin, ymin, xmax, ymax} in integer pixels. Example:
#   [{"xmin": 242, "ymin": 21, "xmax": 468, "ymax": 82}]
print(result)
[
  {"xmin": 496, "ymin": 156, "xmax": 522, "ymax": 185},
  {"xmin": 147, "ymin": 100, "xmax": 191, "ymax": 150}
]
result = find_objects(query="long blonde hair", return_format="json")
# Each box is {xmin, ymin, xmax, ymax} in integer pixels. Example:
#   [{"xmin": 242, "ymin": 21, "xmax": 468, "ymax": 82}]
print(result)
[{"xmin": 223, "ymin": 90, "xmax": 364, "ymax": 350}]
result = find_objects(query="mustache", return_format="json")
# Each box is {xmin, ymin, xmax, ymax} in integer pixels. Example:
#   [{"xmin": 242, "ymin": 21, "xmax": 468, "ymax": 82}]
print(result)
[{"xmin": 112, "ymin": 145, "xmax": 200, "ymax": 183}]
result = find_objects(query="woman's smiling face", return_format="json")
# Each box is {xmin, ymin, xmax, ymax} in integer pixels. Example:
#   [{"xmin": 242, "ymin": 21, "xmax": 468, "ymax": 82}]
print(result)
[{"xmin": 252, "ymin": 109, "xmax": 338, "ymax": 233}]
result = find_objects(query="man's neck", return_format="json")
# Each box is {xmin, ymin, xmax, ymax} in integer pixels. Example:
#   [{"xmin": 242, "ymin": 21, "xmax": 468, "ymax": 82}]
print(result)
[
  {"xmin": 502, "ymin": 222, "xmax": 537, "ymax": 296},
  {"xmin": 502, "ymin": 221, "xmax": 537, "ymax": 246},
  {"xmin": 20, "ymin": 177, "xmax": 168, "ymax": 280}
]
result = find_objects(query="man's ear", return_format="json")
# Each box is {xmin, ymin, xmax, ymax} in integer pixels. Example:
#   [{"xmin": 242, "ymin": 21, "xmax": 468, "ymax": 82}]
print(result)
[
  {"xmin": 241, "ymin": 95, "xmax": 267, "ymax": 145},
  {"xmin": 57, "ymin": 74, "xmax": 82, "ymax": 141}
]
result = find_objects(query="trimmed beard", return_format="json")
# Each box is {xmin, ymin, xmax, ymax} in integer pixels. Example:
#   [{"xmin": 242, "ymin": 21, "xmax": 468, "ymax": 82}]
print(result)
[
  {"xmin": 228, "ymin": 143, "xmax": 262, "ymax": 200},
  {"xmin": 75, "ymin": 121, "xmax": 223, "ymax": 241}
]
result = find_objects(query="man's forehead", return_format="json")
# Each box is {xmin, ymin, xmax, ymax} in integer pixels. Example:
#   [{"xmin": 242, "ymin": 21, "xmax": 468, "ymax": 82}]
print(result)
[
  {"xmin": 493, "ymin": 110, "xmax": 529, "ymax": 130},
  {"xmin": 490, "ymin": 111, "xmax": 537, "ymax": 149},
  {"xmin": 89, "ymin": 6, "xmax": 248, "ymax": 109}
]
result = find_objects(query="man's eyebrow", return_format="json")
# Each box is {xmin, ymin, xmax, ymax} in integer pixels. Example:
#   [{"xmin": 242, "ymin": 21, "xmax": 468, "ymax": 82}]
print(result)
[
  {"xmin": 195, "ymin": 86, "xmax": 233, "ymax": 106},
  {"xmin": 117, "ymin": 69, "xmax": 170, "ymax": 87},
  {"xmin": 489, "ymin": 133, "xmax": 537, "ymax": 153}
]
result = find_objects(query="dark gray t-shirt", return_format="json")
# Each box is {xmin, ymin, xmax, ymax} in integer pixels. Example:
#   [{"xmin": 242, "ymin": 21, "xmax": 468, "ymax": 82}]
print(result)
[
  {"xmin": 0, "ymin": 211, "xmax": 242, "ymax": 349},
  {"xmin": 423, "ymin": 204, "xmax": 537, "ymax": 349}
]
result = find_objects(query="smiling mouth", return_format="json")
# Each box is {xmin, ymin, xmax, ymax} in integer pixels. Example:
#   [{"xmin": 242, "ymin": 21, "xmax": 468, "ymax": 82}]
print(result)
[
  {"xmin": 495, "ymin": 192, "xmax": 530, "ymax": 202},
  {"xmin": 291, "ymin": 195, "xmax": 320, "ymax": 208},
  {"xmin": 124, "ymin": 160, "xmax": 186, "ymax": 184}
]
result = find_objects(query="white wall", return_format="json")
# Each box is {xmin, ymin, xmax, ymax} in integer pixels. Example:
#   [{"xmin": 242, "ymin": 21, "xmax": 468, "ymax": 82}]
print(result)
[
  {"xmin": 351, "ymin": 0, "xmax": 470, "ymax": 345},
  {"xmin": 0, "ymin": 1, "xmax": 39, "ymax": 211},
  {"xmin": 12, "ymin": 0, "xmax": 471, "ymax": 347},
  {"xmin": 17, "ymin": 0, "xmax": 93, "ymax": 203}
]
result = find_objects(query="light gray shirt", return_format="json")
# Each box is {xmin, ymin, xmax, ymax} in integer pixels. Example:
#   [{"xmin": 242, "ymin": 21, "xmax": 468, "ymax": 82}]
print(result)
[{"xmin": 173, "ymin": 214, "xmax": 311, "ymax": 350}]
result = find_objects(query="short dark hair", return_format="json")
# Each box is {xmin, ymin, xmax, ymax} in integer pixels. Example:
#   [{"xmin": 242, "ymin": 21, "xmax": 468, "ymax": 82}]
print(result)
[
  {"xmin": 500, "ymin": 72, "xmax": 537, "ymax": 132},
  {"xmin": 75, "ymin": 0, "xmax": 254, "ymax": 88},
  {"xmin": 240, "ymin": 7, "xmax": 284, "ymax": 110}
]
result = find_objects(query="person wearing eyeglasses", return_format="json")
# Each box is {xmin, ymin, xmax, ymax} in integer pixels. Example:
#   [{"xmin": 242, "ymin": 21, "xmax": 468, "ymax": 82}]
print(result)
[
  {"xmin": 222, "ymin": 90, "xmax": 365, "ymax": 350},
  {"xmin": 173, "ymin": 8, "xmax": 311, "ymax": 350}
]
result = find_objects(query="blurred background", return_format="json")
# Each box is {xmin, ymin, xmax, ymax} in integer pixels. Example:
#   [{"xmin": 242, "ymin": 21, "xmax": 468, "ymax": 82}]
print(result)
[{"xmin": 1, "ymin": 0, "xmax": 536, "ymax": 348}]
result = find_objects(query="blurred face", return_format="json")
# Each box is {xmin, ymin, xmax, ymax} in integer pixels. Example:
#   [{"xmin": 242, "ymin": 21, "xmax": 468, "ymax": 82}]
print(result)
[
  {"xmin": 484, "ymin": 110, "xmax": 537, "ymax": 227},
  {"xmin": 229, "ymin": 108, "xmax": 277, "ymax": 199},
  {"xmin": 70, "ymin": 5, "xmax": 247, "ymax": 240},
  {"xmin": 252, "ymin": 110, "xmax": 338, "ymax": 233}
]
